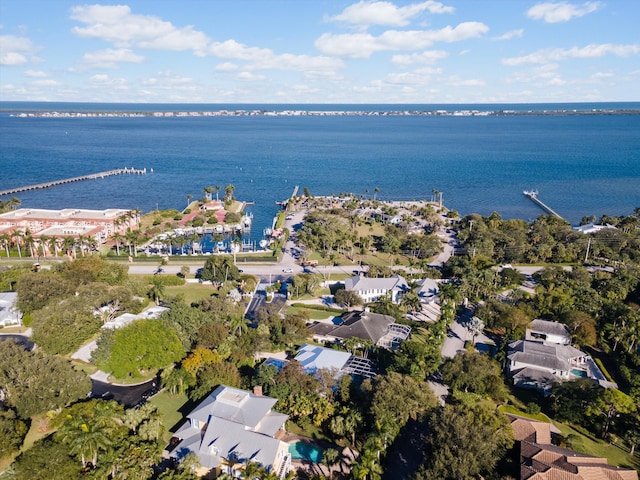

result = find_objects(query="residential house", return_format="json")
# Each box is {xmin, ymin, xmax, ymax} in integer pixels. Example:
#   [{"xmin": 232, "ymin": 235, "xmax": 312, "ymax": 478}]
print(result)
[
  {"xmin": 510, "ymin": 415, "xmax": 638, "ymax": 480},
  {"xmin": 507, "ymin": 338, "xmax": 614, "ymax": 394},
  {"xmin": 526, "ymin": 319, "xmax": 571, "ymax": 345},
  {"xmin": 343, "ymin": 275, "xmax": 409, "ymax": 304},
  {"xmin": 573, "ymin": 223, "xmax": 617, "ymax": 234},
  {"xmin": 309, "ymin": 310, "xmax": 411, "ymax": 350},
  {"xmin": 170, "ymin": 385, "xmax": 291, "ymax": 479},
  {"xmin": 0, "ymin": 292, "xmax": 21, "ymax": 327},
  {"xmin": 294, "ymin": 343, "xmax": 376, "ymax": 379}
]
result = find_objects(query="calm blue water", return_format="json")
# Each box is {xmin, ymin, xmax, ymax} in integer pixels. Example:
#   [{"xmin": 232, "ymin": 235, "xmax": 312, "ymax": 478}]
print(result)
[{"xmin": 1, "ymin": 102, "xmax": 639, "ymax": 241}]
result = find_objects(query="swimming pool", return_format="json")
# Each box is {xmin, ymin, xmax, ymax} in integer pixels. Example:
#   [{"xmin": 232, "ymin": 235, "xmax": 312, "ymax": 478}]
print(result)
[
  {"xmin": 288, "ymin": 441, "xmax": 324, "ymax": 463},
  {"xmin": 571, "ymin": 368, "xmax": 588, "ymax": 378}
]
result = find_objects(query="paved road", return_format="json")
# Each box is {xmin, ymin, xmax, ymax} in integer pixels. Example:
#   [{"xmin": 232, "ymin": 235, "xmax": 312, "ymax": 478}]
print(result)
[{"xmin": 90, "ymin": 377, "xmax": 158, "ymax": 408}]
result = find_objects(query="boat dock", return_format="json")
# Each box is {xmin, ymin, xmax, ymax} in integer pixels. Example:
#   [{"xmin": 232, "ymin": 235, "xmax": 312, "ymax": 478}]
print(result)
[
  {"xmin": 0, "ymin": 167, "xmax": 146, "ymax": 196},
  {"xmin": 523, "ymin": 190, "xmax": 564, "ymax": 219}
]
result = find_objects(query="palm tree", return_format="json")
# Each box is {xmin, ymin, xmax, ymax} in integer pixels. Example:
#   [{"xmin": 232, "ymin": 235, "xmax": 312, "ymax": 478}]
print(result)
[
  {"xmin": 203, "ymin": 186, "xmax": 214, "ymax": 201},
  {"xmin": 22, "ymin": 230, "xmax": 35, "ymax": 257},
  {"xmin": 227, "ymin": 315, "xmax": 248, "ymax": 337},
  {"xmin": 215, "ymin": 185, "xmax": 221, "ymax": 201},
  {"xmin": 58, "ymin": 414, "xmax": 115, "ymax": 468},
  {"xmin": 224, "ymin": 184, "xmax": 235, "ymax": 203},
  {"xmin": 0, "ymin": 232, "xmax": 11, "ymax": 258},
  {"xmin": 13, "ymin": 231, "xmax": 22, "ymax": 259},
  {"xmin": 148, "ymin": 276, "xmax": 165, "ymax": 305},
  {"xmin": 373, "ymin": 186, "xmax": 380, "ymax": 201},
  {"xmin": 186, "ymin": 193, "xmax": 193, "ymax": 209}
]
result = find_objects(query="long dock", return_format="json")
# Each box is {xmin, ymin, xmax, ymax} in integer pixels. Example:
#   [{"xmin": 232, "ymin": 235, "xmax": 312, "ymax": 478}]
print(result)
[
  {"xmin": 0, "ymin": 167, "xmax": 146, "ymax": 196},
  {"xmin": 523, "ymin": 190, "xmax": 563, "ymax": 219}
]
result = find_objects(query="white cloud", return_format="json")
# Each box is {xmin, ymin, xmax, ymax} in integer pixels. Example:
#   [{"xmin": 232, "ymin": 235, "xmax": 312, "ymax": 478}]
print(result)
[
  {"xmin": 208, "ymin": 39, "xmax": 344, "ymax": 74},
  {"xmin": 0, "ymin": 34, "xmax": 39, "ymax": 65},
  {"xmin": 493, "ymin": 29, "xmax": 523, "ymax": 41},
  {"xmin": 328, "ymin": 1, "xmax": 454, "ymax": 28},
  {"xmin": 503, "ymin": 43, "xmax": 640, "ymax": 65},
  {"xmin": 24, "ymin": 69, "xmax": 48, "ymax": 77},
  {"xmin": 70, "ymin": 5, "xmax": 209, "ymax": 53},
  {"xmin": 446, "ymin": 76, "xmax": 486, "ymax": 87},
  {"xmin": 527, "ymin": 1, "xmax": 601, "ymax": 23},
  {"xmin": 392, "ymin": 50, "xmax": 448, "ymax": 65},
  {"xmin": 215, "ymin": 62, "xmax": 239, "ymax": 71},
  {"xmin": 81, "ymin": 48, "xmax": 144, "ymax": 68},
  {"xmin": 316, "ymin": 21, "xmax": 488, "ymax": 58},
  {"xmin": 142, "ymin": 72, "xmax": 193, "ymax": 87},
  {"xmin": 236, "ymin": 71, "xmax": 266, "ymax": 81},
  {"xmin": 30, "ymin": 79, "xmax": 60, "ymax": 87},
  {"xmin": 88, "ymin": 74, "xmax": 128, "ymax": 90}
]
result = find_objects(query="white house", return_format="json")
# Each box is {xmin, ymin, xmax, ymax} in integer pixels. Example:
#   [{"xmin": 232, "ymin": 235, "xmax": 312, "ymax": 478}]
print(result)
[
  {"xmin": 170, "ymin": 385, "xmax": 291, "ymax": 479},
  {"xmin": 0, "ymin": 292, "xmax": 21, "ymax": 327},
  {"xmin": 343, "ymin": 275, "xmax": 408, "ymax": 303},
  {"xmin": 525, "ymin": 319, "xmax": 571, "ymax": 345}
]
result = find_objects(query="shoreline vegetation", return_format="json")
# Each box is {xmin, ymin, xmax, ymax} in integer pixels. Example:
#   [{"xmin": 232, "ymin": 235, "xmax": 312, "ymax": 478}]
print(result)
[{"xmin": 6, "ymin": 107, "xmax": 640, "ymax": 118}]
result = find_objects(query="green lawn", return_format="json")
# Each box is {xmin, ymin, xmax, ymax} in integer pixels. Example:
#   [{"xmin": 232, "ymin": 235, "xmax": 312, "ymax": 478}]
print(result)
[
  {"xmin": 285, "ymin": 306, "xmax": 339, "ymax": 321},
  {"xmin": 553, "ymin": 422, "xmax": 639, "ymax": 470},
  {"xmin": 164, "ymin": 282, "xmax": 216, "ymax": 304},
  {"xmin": 150, "ymin": 392, "xmax": 190, "ymax": 443}
]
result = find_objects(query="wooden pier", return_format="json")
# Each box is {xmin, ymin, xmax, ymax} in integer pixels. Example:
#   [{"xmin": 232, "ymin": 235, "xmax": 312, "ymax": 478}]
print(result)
[
  {"xmin": 0, "ymin": 167, "xmax": 146, "ymax": 197},
  {"xmin": 523, "ymin": 190, "xmax": 563, "ymax": 219}
]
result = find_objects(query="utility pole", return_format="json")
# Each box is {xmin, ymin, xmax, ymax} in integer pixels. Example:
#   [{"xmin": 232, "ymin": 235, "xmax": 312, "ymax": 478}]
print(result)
[{"xmin": 584, "ymin": 237, "xmax": 591, "ymax": 263}]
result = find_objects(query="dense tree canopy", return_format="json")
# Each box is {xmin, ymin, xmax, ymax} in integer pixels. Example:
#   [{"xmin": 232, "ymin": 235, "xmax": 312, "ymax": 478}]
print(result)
[
  {"xmin": 99, "ymin": 319, "xmax": 185, "ymax": 378},
  {"xmin": 415, "ymin": 404, "xmax": 513, "ymax": 480},
  {"xmin": 0, "ymin": 339, "xmax": 91, "ymax": 418}
]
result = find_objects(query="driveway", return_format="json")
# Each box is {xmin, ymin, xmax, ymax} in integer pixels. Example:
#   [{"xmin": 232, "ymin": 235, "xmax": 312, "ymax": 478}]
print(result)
[{"xmin": 90, "ymin": 376, "xmax": 158, "ymax": 408}]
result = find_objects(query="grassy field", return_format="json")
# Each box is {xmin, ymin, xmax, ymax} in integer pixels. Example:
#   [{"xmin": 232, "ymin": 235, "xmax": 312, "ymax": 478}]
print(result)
[
  {"xmin": 553, "ymin": 422, "xmax": 640, "ymax": 470},
  {"xmin": 150, "ymin": 392, "xmax": 190, "ymax": 443},
  {"xmin": 285, "ymin": 305, "xmax": 339, "ymax": 321},
  {"xmin": 164, "ymin": 282, "xmax": 217, "ymax": 304}
]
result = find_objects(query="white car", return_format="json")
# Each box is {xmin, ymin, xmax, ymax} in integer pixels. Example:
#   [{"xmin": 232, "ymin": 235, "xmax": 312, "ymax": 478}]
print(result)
[{"xmin": 282, "ymin": 268, "xmax": 293, "ymax": 273}]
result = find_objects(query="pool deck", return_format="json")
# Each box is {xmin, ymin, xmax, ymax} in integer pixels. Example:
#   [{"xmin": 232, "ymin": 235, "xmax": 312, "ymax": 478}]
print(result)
[{"xmin": 279, "ymin": 433, "xmax": 356, "ymax": 479}]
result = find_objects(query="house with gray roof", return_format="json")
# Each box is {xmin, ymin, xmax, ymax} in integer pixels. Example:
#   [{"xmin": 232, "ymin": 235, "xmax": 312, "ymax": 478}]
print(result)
[
  {"xmin": 309, "ymin": 310, "xmax": 410, "ymax": 350},
  {"xmin": 170, "ymin": 385, "xmax": 290, "ymax": 479},
  {"xmin": 507, "ymin": 338, "xmax": 614, "ymax": 394},
  {"xmin": 525, "ymin": 319, "xmax": 571, "ymax": 345},
  {"xmin": 343, "ymin": 275, "xmax": 408, "ymax": 303}
]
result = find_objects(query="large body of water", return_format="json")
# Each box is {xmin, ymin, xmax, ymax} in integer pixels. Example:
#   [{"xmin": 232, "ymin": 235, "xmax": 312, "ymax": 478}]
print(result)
[{"xmin": 1, "ymin": 102, "xmax": 639, "ymax": 241}]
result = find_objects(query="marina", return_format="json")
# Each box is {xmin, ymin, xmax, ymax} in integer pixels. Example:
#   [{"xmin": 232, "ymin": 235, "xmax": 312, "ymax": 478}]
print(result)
[{"xmin": 0, "ymin": 167, "xmax": 147, "ymax": 197}]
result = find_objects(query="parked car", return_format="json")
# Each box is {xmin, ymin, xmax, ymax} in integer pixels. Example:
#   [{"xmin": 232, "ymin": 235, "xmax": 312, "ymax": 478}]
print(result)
[{"xmin": 283, "ymin": 268, "xmax": 293, "ymax": 273}]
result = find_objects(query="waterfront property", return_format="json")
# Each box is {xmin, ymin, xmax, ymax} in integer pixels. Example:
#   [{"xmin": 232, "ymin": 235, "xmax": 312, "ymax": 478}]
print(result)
[
  {"xmin": 169, "ymin": 385, "xmax": 291, "ymax": 479},
  {"xmin": 0, "ymin": 207, "xmax": 139, "ymax": 252}
]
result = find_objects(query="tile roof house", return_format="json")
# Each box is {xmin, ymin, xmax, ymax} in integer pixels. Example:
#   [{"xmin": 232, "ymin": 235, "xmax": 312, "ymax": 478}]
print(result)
[
  {"xmin": 510, "ymin": 416, "xmax": 638, "ymax": 480},
  {"xmin": 309, "ymin": 310, "xmax": 411, "ymax": 350},
  {"xmin": 343, "ymin": 275, "xmax": 409, "ymax": 304},
  {"xmin": 170, "ymin": 385, "xmax": 290, "ymax": 479}
]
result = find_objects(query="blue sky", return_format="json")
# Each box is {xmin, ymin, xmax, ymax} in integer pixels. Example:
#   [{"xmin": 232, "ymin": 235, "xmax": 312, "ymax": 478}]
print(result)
[{"xmin": 1, "ymin": 0, "xmax": 638, "ymax": 104}]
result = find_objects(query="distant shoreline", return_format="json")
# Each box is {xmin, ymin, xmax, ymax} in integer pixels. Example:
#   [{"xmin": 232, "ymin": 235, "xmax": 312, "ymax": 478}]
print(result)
[{"xmin": 6, "ymin": 108, "xmax": 640, "ymax": 118}]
